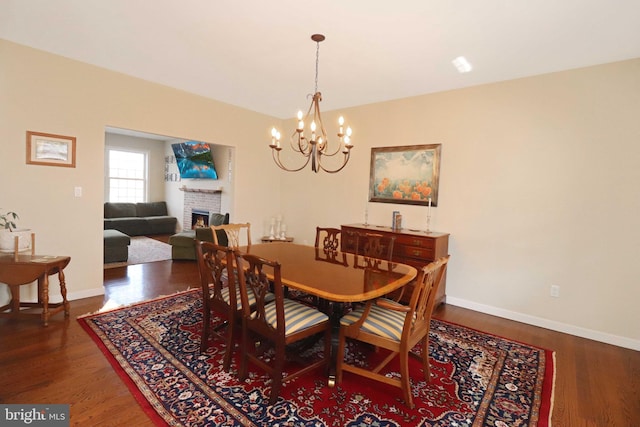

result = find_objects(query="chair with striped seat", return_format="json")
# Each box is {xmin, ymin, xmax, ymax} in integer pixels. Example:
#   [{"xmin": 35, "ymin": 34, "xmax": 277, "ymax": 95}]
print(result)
[
  {"xmin": 336, "ymin": 256, "xmax": 450, "ymax": 408},
  {"xmin": 235, "ymin": 251, "xmax": 331, "ymax": 405},
  {"xmin": 195, "ymin": 241, "xmax": 240, "ymax": 371}
]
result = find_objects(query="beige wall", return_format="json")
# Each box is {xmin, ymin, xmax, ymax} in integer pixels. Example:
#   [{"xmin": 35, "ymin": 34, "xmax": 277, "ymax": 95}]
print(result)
[
  {"xmin": 280, "ymin": 59, "xmax": 640, "ymax": 349},
  {"xmin": 0, "ymin": 39, "xmax": 282, "ymax": 301},
  {"xmin": 1, "ymin": 39, "xmax": 638, "ymax": 349}
]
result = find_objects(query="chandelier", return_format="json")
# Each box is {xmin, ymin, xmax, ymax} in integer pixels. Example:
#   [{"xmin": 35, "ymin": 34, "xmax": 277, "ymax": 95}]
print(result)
[{"xmin": 269, "ymin": 34, "xmax": 353, "ymax": 173}]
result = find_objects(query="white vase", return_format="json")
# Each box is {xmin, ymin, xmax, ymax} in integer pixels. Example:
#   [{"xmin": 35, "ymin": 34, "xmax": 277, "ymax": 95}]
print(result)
[{"xmin": 0, "ymin": 228, "xmax": 32, "ymax": 253}]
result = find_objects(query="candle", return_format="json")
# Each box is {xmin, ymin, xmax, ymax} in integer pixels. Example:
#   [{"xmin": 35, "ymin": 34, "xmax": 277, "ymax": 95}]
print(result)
[{"xmin": 428, "ymin": 197, "xmax": 432, "ymax": 216}]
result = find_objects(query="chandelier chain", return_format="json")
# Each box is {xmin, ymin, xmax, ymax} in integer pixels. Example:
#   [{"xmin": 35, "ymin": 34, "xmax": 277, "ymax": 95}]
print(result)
[{"xmin": 314, "ymin": 40, "xmax": 320, "ymax": 94}]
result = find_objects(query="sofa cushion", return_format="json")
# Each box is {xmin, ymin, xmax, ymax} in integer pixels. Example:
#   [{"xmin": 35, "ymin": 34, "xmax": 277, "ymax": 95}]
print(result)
[
  {"xmin": 168, "ymin": 231, "xmax": 196, "ymax": 247},
  {"xmin": 147, "ymin": 216, "xmax": 177, "ymax": 234},
  {"xmin": 103, "ymin": 229, "xmax": 130, "ymax": 246},
  {"xmin": 105, "ymin": 202, "xmax": 137, "ymax": 218},
  {"xmin": 136, "ymin": 201, "xmax": 168, "ymax": 217},
  {"xmin": 104, "ymin": 218, "xmax": 151, "ymax": 236}
]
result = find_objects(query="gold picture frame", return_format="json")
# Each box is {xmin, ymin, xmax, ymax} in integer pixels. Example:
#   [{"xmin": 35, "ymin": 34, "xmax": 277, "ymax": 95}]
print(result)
[
  {"xmin": 369, "ymin": 144, "xmax": 441, "ymax": 206},
  {"xmin": 26, "ymin": 131, "xmax": 76, "ymax": 168}
]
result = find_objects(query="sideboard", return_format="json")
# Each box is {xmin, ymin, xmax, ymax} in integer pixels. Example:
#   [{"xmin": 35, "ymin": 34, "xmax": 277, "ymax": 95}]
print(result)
[{"xmin": 341, "ymin": 223, "xmax": 450, "ymax": 306}]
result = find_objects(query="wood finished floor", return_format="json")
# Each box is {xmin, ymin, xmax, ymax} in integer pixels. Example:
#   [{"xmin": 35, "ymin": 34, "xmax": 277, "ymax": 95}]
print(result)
[{"xmin": 1, "ymin": 258, "xmax": 639, "ymax": 426}]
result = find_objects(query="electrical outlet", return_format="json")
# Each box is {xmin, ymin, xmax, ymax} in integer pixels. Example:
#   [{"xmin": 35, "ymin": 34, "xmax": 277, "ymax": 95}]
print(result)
[{"xmin": 550, "ymin": 285, "xmax": 560, "ymax": 298}]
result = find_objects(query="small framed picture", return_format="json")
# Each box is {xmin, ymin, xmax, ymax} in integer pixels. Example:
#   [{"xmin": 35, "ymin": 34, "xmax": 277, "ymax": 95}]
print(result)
[{"xmin": 26, "ymin": 131, "xmax": 76, "ymax": 168}]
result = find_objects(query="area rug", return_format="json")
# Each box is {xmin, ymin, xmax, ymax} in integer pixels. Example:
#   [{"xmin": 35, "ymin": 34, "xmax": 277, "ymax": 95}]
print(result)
[
  {"xmin": 78, "ymin": 289, "xmax": 555, "ymax": 426},
  {"xmin": 104, "ymin": 236, "xmax": 172, "ymax": 269}
]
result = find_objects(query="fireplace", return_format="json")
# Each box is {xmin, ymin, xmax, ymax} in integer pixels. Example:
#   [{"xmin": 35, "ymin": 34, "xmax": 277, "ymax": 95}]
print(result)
[
  {"xmin": 181, "ymin": 186, "xmax": 222, "ymax": 230},
  {"xmin": 191, "ymin": 209, "xmax": 210, "ymax": 229}
]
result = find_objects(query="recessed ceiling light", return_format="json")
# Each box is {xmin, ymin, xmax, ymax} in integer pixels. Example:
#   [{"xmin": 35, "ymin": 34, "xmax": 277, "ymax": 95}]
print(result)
[{"xmin": 452, "ymin": 56, "xmax": 472, "ymax": 73}]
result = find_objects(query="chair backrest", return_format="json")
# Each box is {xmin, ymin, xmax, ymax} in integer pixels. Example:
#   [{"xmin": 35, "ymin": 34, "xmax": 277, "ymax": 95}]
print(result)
[
  {"xmin": 209, "ymin": 213, "xmax": 230, "ymax": 246},
  {"xmin": 314, "ymin": 227, "xmax": 342, "ymax": 251},
  {"xmin": 354, "ymin": 232, "xmax": 396, "ymax": 269},
  {"xmin": 314, "ymin": 227, "xmax": 348, "ymax": 265},
  {"xmin": 195, "ymin": 240, "xmax": 237, "ymax": 312},
  {"xmin": 211, "ymin": 223, "xmax": 251, "ymax": 249},
  {"xmin": 403, "ymin": 256, "xmax": 449, "ymax": 340},
  {"xmin": 358, "ymin": 232, "xmax": 395, "ymax": 259},
  {"xmin": 234, "ymin": 251, "xmax": 285, "ymax": 337}
]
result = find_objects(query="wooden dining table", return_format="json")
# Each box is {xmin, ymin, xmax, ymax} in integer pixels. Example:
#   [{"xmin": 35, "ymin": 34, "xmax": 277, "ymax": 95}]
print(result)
[{"xmin": 240, "ymin": 242, "xmax": 418, "ymax": 384}]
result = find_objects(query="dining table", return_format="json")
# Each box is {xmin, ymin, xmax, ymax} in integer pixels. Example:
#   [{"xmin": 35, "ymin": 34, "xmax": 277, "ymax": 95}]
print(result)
[{"xmin": 240, "ymin": 242, "xmax": 418, "ymax": 385}]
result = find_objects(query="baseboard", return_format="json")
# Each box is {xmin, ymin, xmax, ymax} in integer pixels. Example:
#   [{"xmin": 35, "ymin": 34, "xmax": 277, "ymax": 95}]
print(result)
[
  {"xmin": 46, "ymin": 287, "xmax": 105, "ymax": 303},
  {"xmin": 446, "ymin": 296, "xmax": 640, "ymax": 351}
]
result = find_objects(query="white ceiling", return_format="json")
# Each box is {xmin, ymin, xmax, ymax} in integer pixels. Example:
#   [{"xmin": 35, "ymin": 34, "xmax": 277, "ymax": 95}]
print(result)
[{"xmin": 2, "ymin": 0, "xmax": 640, "ymax": 119}]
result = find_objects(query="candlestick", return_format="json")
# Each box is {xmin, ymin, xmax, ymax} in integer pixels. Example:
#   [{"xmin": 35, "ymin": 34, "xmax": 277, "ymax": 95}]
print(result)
[
  {"xmin": 269, "ymin": 217, "xmax": 276, "ymax": 239},
  {"xmin": 426, "ymin": 197, "xmax": 432, "ymax": 233},
  {"xmin": 364, "ymin": 196, "xmax": 369, "ymax": 225}
]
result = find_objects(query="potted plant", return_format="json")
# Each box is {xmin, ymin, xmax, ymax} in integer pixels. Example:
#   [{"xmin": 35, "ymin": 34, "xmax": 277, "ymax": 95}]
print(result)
[{"xmin": 0, "ymin": 210, "xmax": 32, "ymax": 253}]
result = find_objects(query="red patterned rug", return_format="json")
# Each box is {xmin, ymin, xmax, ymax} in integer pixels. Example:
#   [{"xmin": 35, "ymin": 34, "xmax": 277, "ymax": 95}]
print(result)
[{"xmin": 78, "ymin": 289, "xmax": 554, "ymax": 426}]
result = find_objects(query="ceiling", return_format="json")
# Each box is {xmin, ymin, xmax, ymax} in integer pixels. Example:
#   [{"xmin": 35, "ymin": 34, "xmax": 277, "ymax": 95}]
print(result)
[{"xmin": 2, "ymin": 1, "xmax": 640, "ymax": 119}]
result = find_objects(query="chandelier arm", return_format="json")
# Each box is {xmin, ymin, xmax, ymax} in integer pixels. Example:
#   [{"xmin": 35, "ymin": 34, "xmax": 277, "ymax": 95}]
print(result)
[
  {"xmin": 314, "ymin": 94, "xmax": 329, "ymax": 148},
  {"xmin": 290, "ymin": 132, "xmax": 310, "ymax": 154},
  {"xmin": 317, "ymin": 151, "xmax": 352, "ymax": 174},
  {"xmin": 271, "ymin": 148, "xmax": 312, "ymax": 172}
]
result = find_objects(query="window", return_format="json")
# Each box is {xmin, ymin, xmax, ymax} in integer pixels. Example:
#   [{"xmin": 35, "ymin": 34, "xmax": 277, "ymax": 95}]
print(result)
[{"xmin": 107, "ymin": 149, "xmax": 147, "ymax": 202}]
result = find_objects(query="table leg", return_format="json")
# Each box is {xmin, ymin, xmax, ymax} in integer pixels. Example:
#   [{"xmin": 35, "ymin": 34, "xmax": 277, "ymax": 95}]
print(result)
[
  {"xmin": 327, "ymin": 301, "xmax": 345, "ymax": 387},
  {"xmin": 9, "ymin": 285, "xmax": 21, "ymax": 313},
  {"xmin": 41, "ymin": 274, "xmax": 50, "ymax": 326},
  {"xmin": 58, "ymin": 269, "xmax": 70, "ymax": 316}
]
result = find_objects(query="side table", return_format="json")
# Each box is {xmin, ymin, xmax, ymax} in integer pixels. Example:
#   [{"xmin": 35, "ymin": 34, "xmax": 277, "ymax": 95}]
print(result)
[{"xmin": 0, "ymin": 254, "xmax": 71, "ymax": 326}]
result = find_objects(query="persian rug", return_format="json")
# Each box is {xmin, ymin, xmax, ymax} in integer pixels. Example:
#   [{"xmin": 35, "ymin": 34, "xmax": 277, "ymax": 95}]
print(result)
[
  {"xmin": 78, "ymin": 289, "xmax": 555, "ymax": 426},
  {"xmin": 104, "ymin": 236, "xmax": 172, "ymax": 269}
]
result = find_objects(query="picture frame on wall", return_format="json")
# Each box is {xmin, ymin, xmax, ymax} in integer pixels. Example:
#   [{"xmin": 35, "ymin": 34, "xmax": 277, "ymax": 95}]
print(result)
[
  {"xmin": 26, "ymin": 131, "xmax": 76, "ymax": 168},
  {"xmin": 369, "ymin": 143, "xmax": 441, "ymax": 206}
]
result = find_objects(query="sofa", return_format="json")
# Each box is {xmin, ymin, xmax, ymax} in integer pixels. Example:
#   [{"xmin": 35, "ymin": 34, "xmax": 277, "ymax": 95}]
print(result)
[
  {"xmin": 169, "ymin": 213, "xmax": 229, "ymax": 260},
  {"xmin": 104, "ymin": 202, "xmax": 177, "ymax": 236}
]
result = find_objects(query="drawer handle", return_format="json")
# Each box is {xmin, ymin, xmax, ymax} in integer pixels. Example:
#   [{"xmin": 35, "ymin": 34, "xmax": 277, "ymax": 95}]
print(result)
[
  {"xmin": 412, "ymin": 239, "xmax": 421, "ymax": 245},
  {"xmin": 412, "ymin": 250, "xmax": 422, "ymax": 256}
]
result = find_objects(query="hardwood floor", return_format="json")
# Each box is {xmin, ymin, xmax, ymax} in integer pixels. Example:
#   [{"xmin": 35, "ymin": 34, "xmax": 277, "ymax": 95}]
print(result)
[{"xmin": 1, "ymin": 259, "xmax": 639, "ymax": 426}]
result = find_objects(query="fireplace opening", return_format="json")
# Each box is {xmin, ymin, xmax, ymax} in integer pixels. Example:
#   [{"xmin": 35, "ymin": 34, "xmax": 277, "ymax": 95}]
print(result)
[{"xmin": 191, "ymin": 209, "xmax": 210, "ymax": 229}]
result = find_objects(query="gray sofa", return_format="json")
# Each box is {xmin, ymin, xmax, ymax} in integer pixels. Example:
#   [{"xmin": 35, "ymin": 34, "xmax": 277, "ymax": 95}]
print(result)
[
  {"xmin": 104, "ymin": 202, "xmax": 177, "ymax": 236},
  {"xmin": 169, "ymin": 213, "xmax": 229, "ymax": 260}
]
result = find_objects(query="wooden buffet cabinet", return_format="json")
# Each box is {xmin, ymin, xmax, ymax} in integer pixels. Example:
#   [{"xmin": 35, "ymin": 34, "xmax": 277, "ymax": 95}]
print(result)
[{"xmin": 341, "ymin": 224, "xmax": 450, "ymax": 306}]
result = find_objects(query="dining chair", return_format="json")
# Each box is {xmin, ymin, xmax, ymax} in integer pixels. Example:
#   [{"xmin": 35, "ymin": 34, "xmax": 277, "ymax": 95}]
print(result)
[
  {"xmin": 336, "ymin": 255, "xmax": 450, "ymax": 409},
  {"xmin": 352, "ymin": 231, "xmax": 402, "ymax": 299},
  {"xmin": 314, "ymin": 226, "xmax": 342, "ymax": 252},
  {"xmin": 195, "ymin": 240, "xmax": 240, "ymax": 371},
  {"xmin": 356, "ymin": 232, "xmax": 396, "ymax": 268},
  {"xmin": 235, "ymin": 251, "xmax": 332, "ymax": 405},
  {"xmin": 211, "ymin": 222, "xmax": 251, "ymax": 248}
]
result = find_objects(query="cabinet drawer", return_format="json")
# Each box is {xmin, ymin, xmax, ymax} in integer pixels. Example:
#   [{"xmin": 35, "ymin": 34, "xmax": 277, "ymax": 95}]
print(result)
[
  {"xmin": 396, "ymin": 245, "xmax": 434, "ymax": 261},
  {"xmin": 394, "ymin": 234, "xmax": 435, "ymax": 249}
]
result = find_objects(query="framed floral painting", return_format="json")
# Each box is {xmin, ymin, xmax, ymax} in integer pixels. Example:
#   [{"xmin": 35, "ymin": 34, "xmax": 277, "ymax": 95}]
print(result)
[{"xmin": 369, "ymin": 144, "xmax": 441, "ymax": 206}]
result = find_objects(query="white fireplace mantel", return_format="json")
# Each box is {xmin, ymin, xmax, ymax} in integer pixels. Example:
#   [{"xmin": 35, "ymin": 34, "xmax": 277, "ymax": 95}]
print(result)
[{"xmin": 179, "ymin": 185, "xmax": 222, "ymax": 194}]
